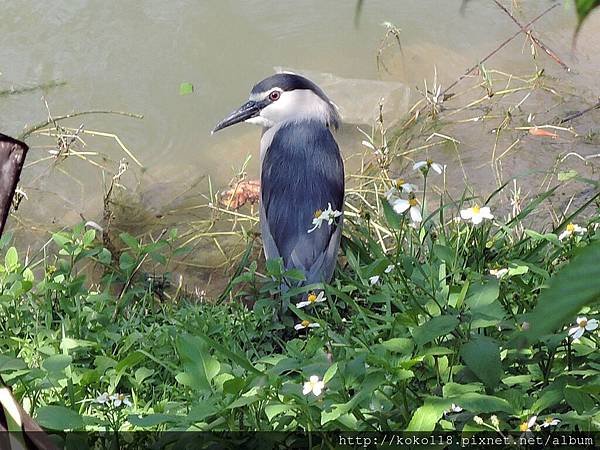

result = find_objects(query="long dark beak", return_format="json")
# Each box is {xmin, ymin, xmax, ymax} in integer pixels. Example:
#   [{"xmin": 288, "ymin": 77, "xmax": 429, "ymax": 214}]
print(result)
[{"xmin": 212, "ymin": 100, "xmax": 260, "ymax": 134}]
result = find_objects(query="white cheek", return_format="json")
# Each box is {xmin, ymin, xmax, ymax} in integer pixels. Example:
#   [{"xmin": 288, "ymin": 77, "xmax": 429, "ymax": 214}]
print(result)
[{"xmin": 245, "ymin": 116, "xmax": 274, "ymax": 127}]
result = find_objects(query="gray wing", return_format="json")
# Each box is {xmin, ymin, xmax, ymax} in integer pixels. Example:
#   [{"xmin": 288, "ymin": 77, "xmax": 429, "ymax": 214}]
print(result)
[{"xmin": 260, "ymin": 121, "xmax": 344, "ymax": 285}]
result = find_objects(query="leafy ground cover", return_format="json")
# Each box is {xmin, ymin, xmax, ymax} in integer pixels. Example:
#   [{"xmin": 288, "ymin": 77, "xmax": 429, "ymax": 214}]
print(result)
[{"xmin": 1, "ymin": 157, "xmax": 598, "ymax": 442}]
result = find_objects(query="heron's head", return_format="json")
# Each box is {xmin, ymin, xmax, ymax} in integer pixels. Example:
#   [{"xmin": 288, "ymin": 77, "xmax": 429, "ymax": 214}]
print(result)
[{"xmin": 212, "ymin": 73, "xmax": 339, "ymax": 133}]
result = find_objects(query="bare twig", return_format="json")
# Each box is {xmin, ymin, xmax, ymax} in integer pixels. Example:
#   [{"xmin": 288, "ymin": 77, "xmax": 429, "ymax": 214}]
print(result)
[
  {"xmin": 560, "ymin": 100, "xmax": 600, "ymax": 124},
  {"xmin": 443, "ymin": 3, "xmax": 558, "ymax": 95},
  {"xmin": 493, "ymin": 0, "xmax": 570, "ymax": 72},
  {"xmin": 18, "ymin": 110, "xmax": 143, "ymax": 141}
]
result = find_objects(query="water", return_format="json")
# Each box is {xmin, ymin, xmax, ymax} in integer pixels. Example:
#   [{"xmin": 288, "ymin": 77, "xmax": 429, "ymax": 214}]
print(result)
[{"xmin": 1, "ymin": 0, "xmax": 599, "ymax": 291}]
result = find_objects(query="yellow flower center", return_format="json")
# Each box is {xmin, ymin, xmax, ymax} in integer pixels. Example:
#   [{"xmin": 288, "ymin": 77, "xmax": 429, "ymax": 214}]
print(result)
[
  {"xmin": 426, "ymin": 158, "xmax": 433, "ymax": 165},
  {"xmin": 519, "ymin": 422, "xmax": 529, "ymax": 432},
  {"xmin": 314, "ymin": 209, "xmax": 322, "ymax": 218},
  {"xmin": 395, "ymin": 178, "xmax": 406, "ymax": 189},
  {"xmin": 566, "ymin": 223, "xmax": 575, "ymax": 232},
  {"xmin": 472, "ymin": 205, "xmax": 481, "ymax": 214},
  {"xmin": 301, "ymin": 320, "xmax": 310, "ymax": 328},
  {"xmin": 579, "ymin": 319, "xmax": 587, "ymax": 328},
  {"xmin": 409, "ymin": 198, "xmax": 418, "ymax": 207},
  {"xmin": 307, "ymin": 293, "xmax": 317, "ymax": 303}
]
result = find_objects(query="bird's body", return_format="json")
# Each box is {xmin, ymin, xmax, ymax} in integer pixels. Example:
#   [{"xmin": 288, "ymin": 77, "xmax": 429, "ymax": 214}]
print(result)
[{"xmin": 213, "ymin": 73, "xmax": 344, "ymax": 287}]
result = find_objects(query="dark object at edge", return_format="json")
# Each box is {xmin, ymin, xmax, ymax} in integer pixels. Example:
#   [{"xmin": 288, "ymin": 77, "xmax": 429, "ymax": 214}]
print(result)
[{"xmin": 0, "ymin": 133, "xmax": 28, "ymax": 237}]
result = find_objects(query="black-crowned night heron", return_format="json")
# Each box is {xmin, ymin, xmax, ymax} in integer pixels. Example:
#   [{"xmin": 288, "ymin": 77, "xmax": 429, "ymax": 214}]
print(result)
[{"xmin": 213, "ymin": 73, "xmax": 344, "ymax": 288}]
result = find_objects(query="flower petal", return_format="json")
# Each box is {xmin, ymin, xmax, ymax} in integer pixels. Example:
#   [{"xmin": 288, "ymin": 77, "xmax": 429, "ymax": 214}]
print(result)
[
  {"xmin": 471, "ymin": 214, "xmax": 483, "ymax": 225},
  {"xmin": 480, "ymin": 206, "xmax": 494, "ymax": 219},
  {"xmin": 431, "ymin": 163, "xmax": 444, "ymax": 174},
  {"xmin": 571, "ymin": 327, "xmax": 585, "ymax": 340},
  {"xmin": 460, "ymin": 209, "xmax": 473, "ymax": 220},
  {"xmin": 410, "ymin": 206, "xmax": 422, "ymax": 223},
  {"xmin": 586, "ymin": 319, "xmax": 598, "ymax": 331},
  {"xmin": 391, "ymin": 199, "xmax": 410, "ymax": 214},
  {"xmin": 413, "ymin": 161, "xmax": 427, "ymax": 171}
]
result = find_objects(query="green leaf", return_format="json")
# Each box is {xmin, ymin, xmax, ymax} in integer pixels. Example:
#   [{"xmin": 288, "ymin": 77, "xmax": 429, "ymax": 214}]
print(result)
[
  {"xmin": 119, "ymin": 233, "xmax": 140, "ymax": 251},
  {"xmin": 323, "ymin": 362, "xmax": 338, "ymax": 383},
  {"xmin": 42, "ymin": 355, "xmax": 72, "ymax": 373},
  {"xmin": 461, "ymin": 336, "xmax": 503, "ymax": 389},
  {"xmin": 4, "ymin": 247, "xmax": 18, "ymax": 271},
  {"xmin": 197, "ymin": 334, "xmax": 262, "ymax": 376},
  {"xmin": 82, "ymin": 229, "xmax": 96, "ymax": 247},
  {"xmin": 382, "ymin": 199, "xmax": 401, "ymax": 229},
  {"xmin": 179, "ymin": 82, "xmax": 194, "ymax": 95},
  {"xmin": 574, "ymin": 0, "xmax": 600, "ymax": 36},
  {"xmin": 517, "ymin": 241, "xmax": 600, "ymax": 346},
  {"xmin": 564, "ymin": 385, "xmax": 595, "ymax": 414},
  {"xmin": 266, "ymin": 258, "xmax": 283, "ymax": 277},
  {"xmin": 322, "ymin": 396, "xmax": 360, "ymax": 425},
  {"xmin": 60, "ymin": 338, "xmax": 96, "ymax": 352},
  {"xmin": 265, "ymin": 403, "xmax": 294, "ymax": 421},
  {"xmin": 532, "ymin": 387, "xmax": 564, "ymax": 414},
  {"xmin": 35, "ymin": 406, "xmax": 84, "ymax": 430},
  {"xmin": 176, "ymin": 335, "xmax": 220, "ymax": 392},
  {"xmin": 465, "ymin": 279, "xmax": 499, "ymax": 310},
  {"xmin": 0, "ymin": 356, "xmax": 26, "ymax": 372},
  {"xmin": 452, "ymin": 392, "xmax": 513, "ymax": 414},
  {"xmin": 412, "ymin": 315, "xmax": 459, "ymax": 346},
  {"xmin": 406, "ymin": 397, "xmax": 451, "ymax": 431},
  {"xmin": 432, "ymin": 244, "xmax": 455, "ymax": 266},
  {"xmin": 380, "ymin": 338, "xmax": 413, "ymax": 354}
]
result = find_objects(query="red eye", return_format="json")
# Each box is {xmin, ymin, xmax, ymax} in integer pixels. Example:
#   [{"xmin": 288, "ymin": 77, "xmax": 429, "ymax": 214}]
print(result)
[{"xmin": 269, "ymin": 91, "xmax": 281, "ymax": 101}]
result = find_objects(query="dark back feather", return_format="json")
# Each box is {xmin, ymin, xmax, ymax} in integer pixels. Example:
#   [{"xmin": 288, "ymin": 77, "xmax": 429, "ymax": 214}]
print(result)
[{"xmin": 261, "ymin": 121, "xmax": 344, "ymax": 281}]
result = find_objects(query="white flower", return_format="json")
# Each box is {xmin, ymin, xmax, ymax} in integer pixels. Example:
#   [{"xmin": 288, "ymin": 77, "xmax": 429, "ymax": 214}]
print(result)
[
  {"xmin": 96, "ymin": 392, "xmax": 110, "ymax": 404},
  {"xmin": 519, "ymin": 416, "xmax": 537, "ymax": 432},
  {"xmin": 302, "ymin": 375, "xmax": 325, "ymax": 396},
  {"xmin": 389, "ymin": 195, "xmax": 422, "ymax": 223},
  {"xmin": 460, "ymin": 205, "xmax": 494, "ymax": 225},
  {"xmin": 308, "ymin": 203, "xmax": 342, "ymax": 233},
  {"xmin": 489, "ymin": 268, "xmax": 509, "ymax": 279},
  {"xmin": 540, "ymin": 417, "xmax": 560, "ymax": 428},
  {"xmin": 110, "ymin": 393, "xmax": 132, "ymax": 408},
  {"xmin": 444, "ymin": 403, "xmax": 463, "ymax": 415},
  {"xmin": 473, "ymin": 416, "xmax": 484, "ymax": 425},
  {"xmin": 568, "ymin": 316, "xmax": 598, "ymax": 340},
  {"xmin": 559, "ymin": 223, "xmax": 587, "ymax": 241},
  {"xmin": 369, "ymin": 275, "xmax": 380, "ymax": 285},
  {"xmin": 384, "ymin": 265, "xmax": 395, "ymax": 274},
  {"xmin": 297, "ymin": 291, "xmax": 326, "ymax": 308},
  {"xmin": 413, "ymin": 159, "xmax": 445, "ymax": 175},
  {"xmin": 294, "ymin": 320, "xmax": 320, "ymax": 331},
  {"xmin": 385, "ymin": 179, "xmax": 417, "ymax": 199}
]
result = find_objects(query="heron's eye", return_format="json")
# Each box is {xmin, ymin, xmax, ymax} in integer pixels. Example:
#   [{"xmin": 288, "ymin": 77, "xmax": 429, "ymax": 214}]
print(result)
[{"xmin": 269, "ymin": 91, "xmax": 281, "ymax": 101}]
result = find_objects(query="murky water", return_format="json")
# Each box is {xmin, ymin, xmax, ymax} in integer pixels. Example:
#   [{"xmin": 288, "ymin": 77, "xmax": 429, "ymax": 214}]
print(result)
[{"xmin": 1, "ymin": 0, "xmax": 599, "ymax": 292}]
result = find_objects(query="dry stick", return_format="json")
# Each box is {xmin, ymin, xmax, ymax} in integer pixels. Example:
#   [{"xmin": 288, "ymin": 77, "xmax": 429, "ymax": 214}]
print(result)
[
  {"xmin": 560, "ymin": 100, "xmax": 600, "ymax": 124},
  {"xmin": 443, "ymin": 3, "xmax": 558, "ymax": 95},
  {"xmin": 18, "ymin": 110, "xmax": 143, "ymax": 140},
  {"xmin": 493, "ymin": 0, "xmax": 570, "ymax": 72}
]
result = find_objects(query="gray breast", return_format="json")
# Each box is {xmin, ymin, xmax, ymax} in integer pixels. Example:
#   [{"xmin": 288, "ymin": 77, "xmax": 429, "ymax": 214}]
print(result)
[{"xmin": 259, "ymin": 120, "xmax": 344, "ymax": 286}]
